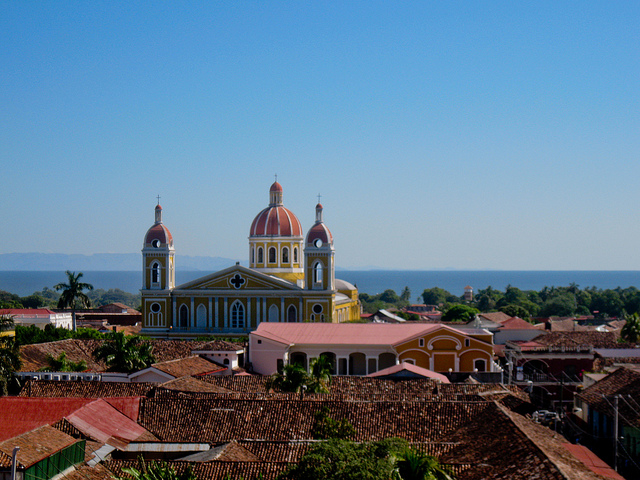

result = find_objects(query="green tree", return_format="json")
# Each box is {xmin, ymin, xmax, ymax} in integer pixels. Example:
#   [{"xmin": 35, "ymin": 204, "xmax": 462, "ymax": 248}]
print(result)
[
  {"xmin": 54, "ymin": 271, "xmax": 94, "ymax": 309},
  {"xmin": 441, "ymin": 304, "xmax": 479, "ymax": 323},
  {"xmin": 114, "ymin": 457, "xmax": 197, "ymax": 480},
  {"xmin": 421, "ymin": 288, "xmax": 453, "ymax": 306},
  {"xmin": 39, "ymin": 351, "xmax": 87, "ymax": 372},
  {"xmin": 400, "ymin": 286, "xmax": 411, "ymax": 302},
  {"xmin": 311, "ymin": 406, "xmax": 356, "ymax": 440},
  {"xmin": 499, "ymin": 304, "xmax": 531, "ymax": 322},
  {"xmin": 539, "ymin": 294, "xmax": 576, "ymax": 317},
  {"xmin": 266, "ymin": 363, "xmax": 309, "ymax": 393},
  {"xmin": 395, "ymin": 448, "xmax": 454, "ymax": 480},
  {"xmin": 279, "ymin": 438, "xmax": 408, "ymax": 480},
  {"xmin": 55, "ymin": 271, "xmax": 94, "ymax": 331},
  {"xmin": 380, "ymin": 289, "xmax": 400, "ymax": 304},
  {"xmin": 0, "ymin": 315, "xmax": 21, "ymax": 395},
  {"xmin": 93, "ymin": 331, "xmax": 155, "ymax": 373},
  {"xmin": 621, "ymin": 312, "xmax": 640, "ymax": 343},
  {"xmin": 308, "ymin": 354, "xmax": 334, "ymax": 393}
]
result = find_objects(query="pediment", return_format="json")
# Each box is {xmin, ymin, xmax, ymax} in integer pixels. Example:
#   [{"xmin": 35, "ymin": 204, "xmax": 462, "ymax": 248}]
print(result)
[{"xmin": 175, "ymin": 265, "xmax": 301, "ymax": 292}]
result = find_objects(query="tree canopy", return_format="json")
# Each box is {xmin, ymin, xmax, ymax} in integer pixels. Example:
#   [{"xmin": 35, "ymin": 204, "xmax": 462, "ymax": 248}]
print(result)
[
  {"xmin": 93, "ymin": 331, "xmax": 155, "ymax": 373},
  {"xmin": 54, "ymin": 270, "xmax": 94, "ymax": 309},
  {"xmin": 0, "ymin": 315, "xmax": 21, "ymax": 395}
]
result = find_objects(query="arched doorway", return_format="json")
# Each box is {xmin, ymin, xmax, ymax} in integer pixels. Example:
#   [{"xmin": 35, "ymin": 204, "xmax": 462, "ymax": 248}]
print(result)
[
  {"xmin": 349, "ymin": 353, "xmax": 367, "ymax": 375},
  {"xmin": 290, "ymin": 352, "xmax": 307, "ymax": 371},
  {"xmin": 378, "ymin": 352, "xmax": 396, "ymax": 370}
]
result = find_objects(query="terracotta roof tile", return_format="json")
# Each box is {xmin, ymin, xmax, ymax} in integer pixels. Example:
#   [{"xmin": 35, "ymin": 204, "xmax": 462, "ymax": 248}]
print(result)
[
  {"xmin": 150, "ymin": 356, "xmax": 225, "ymax": 378},
  {"xmin": 18, "ymin": 380, "xmax": 155, "ymax": 398},
  {"xmin": 0, "ymin": 425, "xmax": 77, "ymax": 469}
]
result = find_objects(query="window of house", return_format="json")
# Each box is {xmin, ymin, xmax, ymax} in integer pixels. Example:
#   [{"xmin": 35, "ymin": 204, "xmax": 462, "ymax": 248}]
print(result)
[
  {"xmin": 293, "ymin": 247, "xmax": 298, "ymax": 263},
  {"xmin": 251, "ymin": 247, "xmax": 255, "ymax": 264},
  {"xmin": 282, "ymin": 247, "xmax": 289, "ymax": 263},
  {"xmin": 465, "ymin": 338, "xmax": 470, "ymax": 347},
  {"xmin": 474, "ymin": 359, "xmax": 486, "ymax": 372},
  {"xmin": 269, "ymin": 247, "xmax": 277, "ymax": 263},
  {"xmin": 257, "ymin": 247, "xmax": 264, "ymax": 263},
  {"xmin": 419, "ymin": 338, "xmax": 424, "ymax": 347}
]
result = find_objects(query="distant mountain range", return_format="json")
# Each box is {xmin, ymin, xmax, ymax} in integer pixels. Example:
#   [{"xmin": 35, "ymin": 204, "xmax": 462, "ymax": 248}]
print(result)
[{"xmin": 0, "ymin": 253, "xmax": 243, "ymax": 271}]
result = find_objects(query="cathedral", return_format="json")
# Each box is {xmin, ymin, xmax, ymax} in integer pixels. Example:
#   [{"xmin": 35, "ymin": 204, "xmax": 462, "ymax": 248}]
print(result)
[{"xmin": 140, "ymin": 180, "xmax": 361, "ymax": 338}]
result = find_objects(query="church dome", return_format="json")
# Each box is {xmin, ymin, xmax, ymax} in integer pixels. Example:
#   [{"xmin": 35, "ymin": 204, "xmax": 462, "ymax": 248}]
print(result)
[
  {"xmin": 250, "ymin": 182, "xmax": 303, "ymax": 237},
  {"xmin": 306, "ymin": 203, "xmax": 333, "ymax": 245},
  {"xmin": 144, "ymin": 204, "xmax": 173, "ymax": 247}
]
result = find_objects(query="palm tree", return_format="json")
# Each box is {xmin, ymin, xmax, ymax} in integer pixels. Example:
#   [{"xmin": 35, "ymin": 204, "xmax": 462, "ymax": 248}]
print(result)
[
  {"xmin": 395, "ymin": 448, "xmax": 454, "ymax": 480},
  {"xmin": 307, "ymin": 355, "xmax": 334, "ymax": 393},
  {"xmin": 622, "ymin": 312, "xmax": 640, "ymax": 343},
  {"xmin": 0, "ymin": 315, "xmax": 21, "ymax": 395},
  {"xmin": 39, "ymin": 351, "xmax": 87, "ymax": 372},
  {"xmin": 93, "ymin": 331, "xmax": 155, "ymax": 374},
  {"xmin": 266, "ymin": 363, "xmax": 309, "ymax": 393},
  {"xmin": 54, "ymin": 271, "xmax": 94, "ymax": 330}
]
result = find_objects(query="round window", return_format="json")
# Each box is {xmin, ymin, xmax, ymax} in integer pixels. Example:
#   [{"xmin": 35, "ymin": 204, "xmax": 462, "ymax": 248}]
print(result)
[
  {"xmin": 314, "ymin": 238, "xmax": 323, "ymax": 248},
  {"xmin": 152, "ymin": 239, "xmax": 161, "ymax": 248},
  {"xmin": 312, "ymin": 304, "xmax": 323, "ymax": 314},
  {"xmin": 150, "ymin": 303, "xmax": 161, "ymax": 313}
]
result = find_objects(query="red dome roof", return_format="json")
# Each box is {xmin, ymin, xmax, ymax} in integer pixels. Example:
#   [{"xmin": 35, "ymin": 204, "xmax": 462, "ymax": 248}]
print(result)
[
  {"xmin": 306, "ymin": 222, "xmax": 333, "ymax": 245},
  {"xmin": 145, "ymin": 223, "xmax": 173, "ymax": 246},
  {"xmin": 250, "ymin": 206, "xmax": 303, "ymax": 237},
  {"xmin": 270, "ymin": 181, "xmax": 283, "ymax": 192}
]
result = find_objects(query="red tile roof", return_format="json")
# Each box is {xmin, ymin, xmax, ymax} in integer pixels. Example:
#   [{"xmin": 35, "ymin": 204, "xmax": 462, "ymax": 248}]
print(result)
[
  {"xmin": 253, "ymin": 322, "xmax": 468, "ymax": 346},
  {"xmin": 367, "ymin": 362, "xmax": 450, "ymax": 383},
  {"xmin": 0, "ymin": 397, "xmax": 93, "ymax": 442}
]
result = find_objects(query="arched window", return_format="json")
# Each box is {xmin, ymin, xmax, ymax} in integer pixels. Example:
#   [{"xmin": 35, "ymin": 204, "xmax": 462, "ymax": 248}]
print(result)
[
  {"xmin": 251, "ymin": 247, "xmax": 255, "ymax": 264},
  {"xmin": 314, "ymin": 261, "xmax": 324, "ymax": 286},
  {"xmin": 179, "ymin": 304, "xmax": 189, "ymax": 329},
  {"xmin": 196, "ymin": 304, "xmax": 207, "ymax": 329},
  {"xmin": 151, "ymin": 262, "xmax": 160, "ymax": 284},
  {"xmin": 258, "ymin": 247, "xmax": 264, "ymax": 264},
  {"xmin": 287, "ymin": 305, "xmax": 297, "ymax": 322},
  {"xmin": 269, "ymin": 247, "xmax": 277, "ymax": 263},
  {"xmin": 231, "ymin": 301, "xmax": 245, "ymax": 329},
  {"xmin": 148, "ymin": 303, "xmax": 162, "ymax": 327},
  {"xmin": 268, "ymin": 304, "xmax": 279, "ymax": 322},
  {"xmin": 293, "ymin": 247, "xmax": 298, "ymax": 263},
  {"xmin": 474, "ymin": 359, "xmax": 486, "ymax": 372},
  {"xmin": 282, "ymin": 247, "xmax": 289, "ymax": 263}
]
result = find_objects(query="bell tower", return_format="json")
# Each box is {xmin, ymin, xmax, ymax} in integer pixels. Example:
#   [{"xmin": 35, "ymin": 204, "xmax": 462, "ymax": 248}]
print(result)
[
  {"xmin": 142, "ymin": 201, "xmax": 175, "ymax": 291},
  {"xmin": 304, "ymin": 202, "xmax": 335, "ymax": 291}
]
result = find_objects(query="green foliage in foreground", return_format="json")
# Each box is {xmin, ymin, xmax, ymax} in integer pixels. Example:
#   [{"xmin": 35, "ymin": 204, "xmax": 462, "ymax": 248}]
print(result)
[
  {"xmin": 113, "ymin": 457, "xmax": 197, "ymax": 480},
  {"xmin": 278, "ymin": 438, "xmax": 454, "ymax": 480},
  {"xmin": 310, "ymin": 406, "xmax": 356, "ymax": 440},
  {"xmin": 15, "ymin": 324, "xmax": 106, "ymax": 346},
  {"xmin": 0, "ymin": 315, "xmax": 21, "ymax": 395},
  {"xmin": 93, "ymin": 331, "xmax": 155, "ymax": 374}
]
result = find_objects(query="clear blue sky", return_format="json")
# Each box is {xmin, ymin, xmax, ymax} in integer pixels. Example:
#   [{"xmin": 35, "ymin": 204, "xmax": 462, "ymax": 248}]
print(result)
[{"xmin": 1, "ymin": 2, "xmax": 638, "ymax": 270}]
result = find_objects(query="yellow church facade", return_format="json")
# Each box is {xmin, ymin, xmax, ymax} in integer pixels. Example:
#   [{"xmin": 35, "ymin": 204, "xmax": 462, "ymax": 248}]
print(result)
[{"xmin": 141, "ymin": 181, "xmax": 360, "ymax": 339}]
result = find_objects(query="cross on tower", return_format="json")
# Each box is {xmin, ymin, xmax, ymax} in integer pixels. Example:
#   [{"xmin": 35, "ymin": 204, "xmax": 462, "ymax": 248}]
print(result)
[
  {"xmin": 230, "ymin": 273, "xmax": 246, "ymax": 289},
  {"xmin": 317, "ymin": 193, "xmax": 322, "ymax": 203},
  {"xmin": 156, "ymin": 195, "xmax": 161, "ymax": 205},
  {"xmin": 274, "ymin": 174, "xmax": 278, "ymax": 182}
]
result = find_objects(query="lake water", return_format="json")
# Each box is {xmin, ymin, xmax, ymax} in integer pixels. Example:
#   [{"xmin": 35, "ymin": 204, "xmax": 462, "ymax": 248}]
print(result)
[{"xmin": 2, "ymin": 270, "xmax": 640, "ymax": 299}]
